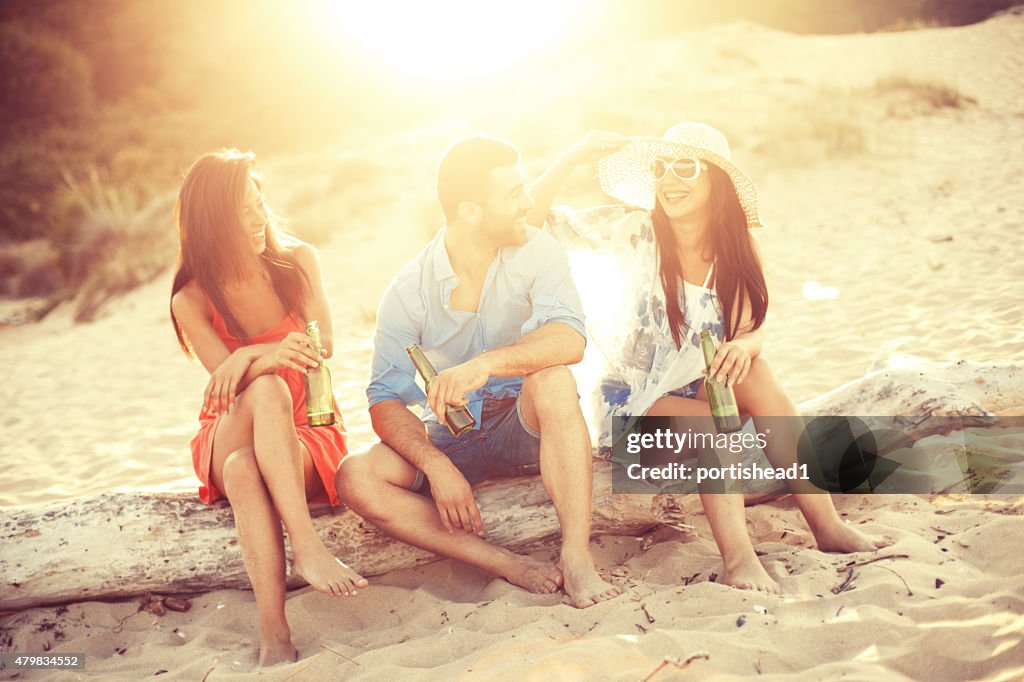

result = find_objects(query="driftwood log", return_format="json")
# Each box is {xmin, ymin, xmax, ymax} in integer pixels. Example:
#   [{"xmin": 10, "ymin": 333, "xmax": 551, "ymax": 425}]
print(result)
[
  {"xmin": 2, "ymin": 359, "xmax": 1020, "ymax": 611},
  {"xmin": 0, "ymin": 464, "xmax": 695, "ymax": 612}
]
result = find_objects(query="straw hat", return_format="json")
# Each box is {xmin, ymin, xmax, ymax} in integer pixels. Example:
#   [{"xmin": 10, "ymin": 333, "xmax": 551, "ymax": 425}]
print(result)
[{"xmin": 598, "ymin": 122, "xmax": 763, "ymax": 229}]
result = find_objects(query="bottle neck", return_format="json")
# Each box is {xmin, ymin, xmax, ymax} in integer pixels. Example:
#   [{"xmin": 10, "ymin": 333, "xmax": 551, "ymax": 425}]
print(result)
[
  {"xmin": 407, "ymin": 345, "xmax": 437, "ymax": 382},
  {"xmin": 700, "ymin": 333, "xmax": 717, "ymax": 369}
]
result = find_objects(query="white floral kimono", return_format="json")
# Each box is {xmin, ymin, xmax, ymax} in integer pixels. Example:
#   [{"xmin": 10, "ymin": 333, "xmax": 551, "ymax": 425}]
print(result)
[{"xmin": 545, "ymin": 205, "xmax": 727, "ymax": 456}]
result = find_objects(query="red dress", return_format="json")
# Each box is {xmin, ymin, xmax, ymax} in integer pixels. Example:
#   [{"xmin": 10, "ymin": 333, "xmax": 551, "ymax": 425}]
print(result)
[{"xmin": 189, "ymin": 295, "xmax": 347, "ymax": 506}]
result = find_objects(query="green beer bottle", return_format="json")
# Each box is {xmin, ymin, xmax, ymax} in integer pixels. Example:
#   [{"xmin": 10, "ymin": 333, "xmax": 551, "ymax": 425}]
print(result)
[
  {"xmin": 406, "ymin": 344, "xmax": 476, "ymax": 437},
  {"xmin": 700, "ymin": 330, "xmax": 742, "ymax": 434},
  {"xmin": 303, "ymin": 320, "xmax": 335, "ymax": 427}
]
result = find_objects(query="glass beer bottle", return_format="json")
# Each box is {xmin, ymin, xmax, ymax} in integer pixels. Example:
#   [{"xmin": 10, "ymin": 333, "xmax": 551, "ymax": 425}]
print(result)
[
  {"xmin": 303, "ymin": 320, "xmax": 335, "ymax": 427},
  {"xmin": 406, "ymin": 344, "xmax": 476, "ymax": 437},
  {"xmin": 700, "ymin": 330, "xmax": 742, "ymax": 434}
]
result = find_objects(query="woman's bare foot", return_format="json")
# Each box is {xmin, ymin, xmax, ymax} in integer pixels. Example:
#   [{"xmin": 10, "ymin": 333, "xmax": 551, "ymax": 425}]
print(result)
[
  {"xmin": 258, "ymin": 631, "xmax": 297, "ymax": 667},
  {"xmin": 558, "ymin": 550, "xmax": 623, "ymax": 608},
  {"xmin": 498, "ymin": 552, "xmax": 563, "ymax": 594},
  {"xmin": 721, "ymin": 555, "xmax": 781, "ymax": 594},
  {"xmin": 292, "ymin": 545, "xmax": 369, "ymax": 596},
  {"xmin": 813, "ymin": 522, "xmax": 893, "ymax": 554}
]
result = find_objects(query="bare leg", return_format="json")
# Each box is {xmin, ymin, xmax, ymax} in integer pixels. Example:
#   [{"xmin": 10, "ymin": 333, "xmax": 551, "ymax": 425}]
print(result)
[
  {"xmin": 647, "ymin": 394, "xmax": 780, "ymax": 593},
  {"xmin": 211, "ymin": 376, "xmax": 366, "ymax": 666},
  {"xmin": 733, "ymin": 358, "xmax": 892, "ymax": 553},
  {"xmin": 211, "ymin": 445, "xmax": 296, "ymax": 666},
  {"xmin": 336, "ymin": 444, "xmax": 562, "ymax": 594},
  {"xmin": 221, "ymin": 376, "xmax": 367, "ymax": 594},
  {"xmin": 519, "ymin": 366, "xmax": 623, "ymax": 608}
]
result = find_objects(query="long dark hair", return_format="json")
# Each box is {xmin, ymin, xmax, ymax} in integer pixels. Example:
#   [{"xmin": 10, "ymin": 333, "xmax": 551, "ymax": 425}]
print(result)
[
  {"xmin": 652, "ymin": 164, "xmax": 767, "ymax": 348},
  {"xmin": 170, "ymin": 149, "xmax": 310, "ymax": 356}
]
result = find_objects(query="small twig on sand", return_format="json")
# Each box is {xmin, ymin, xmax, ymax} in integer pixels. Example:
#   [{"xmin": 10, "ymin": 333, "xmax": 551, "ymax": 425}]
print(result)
[
  {"xmin": 935, "ymin": 472, "xmax": 978, "ymax": 495},
  {"xmin": 832, "ymin": 569, "xmax": 857, "ymax": 595},
  {"xmin": 320, "ymin": 643, "xmax": 360, "ymax": 666},
  {"xmin": 277, "ymin": 652, "xmax": 324, "ymax": 682},
  {"xmin": 837, "ymin": 554, "xmax": 910, "ymax": 572},
  {"xmin": 681, "ymin": 572, "xmax": 701, "ymax": 586},
  {"xmin": 642, "ymin": 652, "xmax": 710, "ymax": 682},
  {"xmin": 875, "ymin": 565, "xmax": 914, "ymax": 596},
  {"xmin": 200, "ymin": 667, "xmax": 215, "ymax": 682}
]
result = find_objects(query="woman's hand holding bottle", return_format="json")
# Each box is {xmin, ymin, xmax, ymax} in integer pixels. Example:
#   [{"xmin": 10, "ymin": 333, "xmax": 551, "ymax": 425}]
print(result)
[
  {"xmin": 705, "ymin": 340, "xmax": 753, "ymax": 388},
  {"xmin": 269, "ymin": 331, "xmax": 323, "ymax": 373}
]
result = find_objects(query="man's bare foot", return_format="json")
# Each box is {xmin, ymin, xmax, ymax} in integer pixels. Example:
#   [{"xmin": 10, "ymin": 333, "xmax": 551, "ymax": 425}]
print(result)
[
  {"xmin": 813, "ymin": 522, "xmax": 893, "ymax": 554},
  {"xmin": 557, "ymin": 551, "xmax": 623, "ymax": 609},
  {"xmin": 721, "ymin": 555, "xmax": 781, "ymax": 594},
  {"xmin": 498, "ymin": 552, "xmax": 563, "ymax": 594},
  {"xmin": 293, "ymin": 545, "xmax": 369, "ymax": 596},
  {"xmin": 258, "ymin": 632, "xmax": 297, "ymax": 667}
]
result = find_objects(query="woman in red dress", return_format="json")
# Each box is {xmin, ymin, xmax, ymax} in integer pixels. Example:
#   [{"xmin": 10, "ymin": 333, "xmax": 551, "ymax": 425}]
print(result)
[{"xmin": 169, "ymin": 149, "xmax": 366, "ymax": 666}]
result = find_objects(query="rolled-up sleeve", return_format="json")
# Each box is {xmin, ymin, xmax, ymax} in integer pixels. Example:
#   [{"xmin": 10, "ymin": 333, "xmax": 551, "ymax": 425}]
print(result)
[
  {"xmin": 521, "ymin": 233, "xmax": 587, "ymax": 341},
  {"xmin": 366, "ymin": 281, "xmax": 427, "ymax": 410}
]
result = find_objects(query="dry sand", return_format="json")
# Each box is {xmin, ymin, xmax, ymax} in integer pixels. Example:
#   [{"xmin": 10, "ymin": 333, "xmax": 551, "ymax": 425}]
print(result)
[{"xmin": 2, "ymin": 15, "xmax": 1023, "ymax": 681}]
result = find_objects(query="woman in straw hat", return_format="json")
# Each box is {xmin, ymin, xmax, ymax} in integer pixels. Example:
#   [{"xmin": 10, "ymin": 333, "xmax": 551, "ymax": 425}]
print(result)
[{"xmin": 527, "ymin": 123, "xmax": 891, "ymax": 594}]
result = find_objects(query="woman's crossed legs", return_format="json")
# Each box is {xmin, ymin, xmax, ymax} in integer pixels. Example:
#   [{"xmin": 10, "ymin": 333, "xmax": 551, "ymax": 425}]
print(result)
[{"xmin": 209, "ymin": 374, "xmax": 366, "ymax": 665}]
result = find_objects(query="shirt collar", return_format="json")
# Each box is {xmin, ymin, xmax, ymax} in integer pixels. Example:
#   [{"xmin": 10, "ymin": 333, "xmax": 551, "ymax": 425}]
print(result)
[
  {"xmin": 432, "ymin": 227, "xmax": 457, "ymax": 282},
  {"xmin": 432, "ymin": 226, "xmax": 525, "ymax": 283}
]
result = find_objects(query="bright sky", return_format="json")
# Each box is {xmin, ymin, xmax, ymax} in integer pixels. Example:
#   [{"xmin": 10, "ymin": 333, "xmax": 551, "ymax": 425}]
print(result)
[{"xmin": 312, "ymin": 0, "xmax": 591, "ymax": 86}]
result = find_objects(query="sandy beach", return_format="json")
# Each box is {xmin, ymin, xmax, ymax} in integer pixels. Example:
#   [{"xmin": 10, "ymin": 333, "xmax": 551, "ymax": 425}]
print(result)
[{"xmin": 2, "ymin": 12, "xmax": 1023, "ymax": 681}]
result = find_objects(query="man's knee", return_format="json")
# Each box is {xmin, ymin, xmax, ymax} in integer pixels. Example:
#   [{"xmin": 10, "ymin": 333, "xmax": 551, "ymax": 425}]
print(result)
[
  {"xmin": 522, "ymin": 365, "xmax": 578, "ymax": 406},
  {"xmin": 335, "ymin": 447, "xmax": 391, "ymax": 516}
]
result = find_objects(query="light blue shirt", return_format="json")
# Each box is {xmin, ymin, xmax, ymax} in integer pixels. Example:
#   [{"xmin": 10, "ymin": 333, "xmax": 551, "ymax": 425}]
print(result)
[{"xmin": 367, "ymin": 225, "xmax": 587, "ymax": 428}]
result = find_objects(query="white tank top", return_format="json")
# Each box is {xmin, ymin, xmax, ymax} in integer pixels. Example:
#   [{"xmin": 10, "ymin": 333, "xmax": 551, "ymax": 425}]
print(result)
[{"xmin": 618, "ymin": 259, "xmax": 724, "ymax": 418}]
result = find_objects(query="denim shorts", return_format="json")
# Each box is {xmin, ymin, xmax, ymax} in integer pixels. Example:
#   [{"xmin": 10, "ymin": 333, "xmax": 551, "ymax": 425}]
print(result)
[
  {"xmin": 666, "ymin": 377, "xmax": 703, "ymax": 400},
  {"xmin": 411, "ymin": 396, "xmax": 542, "ymax": 493},
  {"xmin": 596, "ymin": 377, "xmax": 705, "ymax": 459}
]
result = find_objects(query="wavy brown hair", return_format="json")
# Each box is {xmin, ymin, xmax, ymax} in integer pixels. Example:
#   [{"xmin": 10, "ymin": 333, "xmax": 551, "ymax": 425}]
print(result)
[
  {"xmin": 170, "ymin": 149, "xmax": 310, "ymax": 356},
  {"xmin": 652, "ymin": 164, "xmax": 767, "ymax": 348}
]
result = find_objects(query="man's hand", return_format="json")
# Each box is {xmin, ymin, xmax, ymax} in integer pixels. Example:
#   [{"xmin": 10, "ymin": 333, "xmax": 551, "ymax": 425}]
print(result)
[
  {"xmin": 423, "ymin": 458, "xmax": 484, "ymax": 535},
  {"xmin": 427, "ymin": 356, "xmax": 491, "ymax": 426}
]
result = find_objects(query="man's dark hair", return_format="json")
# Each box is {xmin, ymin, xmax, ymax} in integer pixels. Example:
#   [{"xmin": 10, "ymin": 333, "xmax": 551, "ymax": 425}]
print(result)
[{"xmin": 437, "ymin": 134, "xmax": 519, "ymax": 223}]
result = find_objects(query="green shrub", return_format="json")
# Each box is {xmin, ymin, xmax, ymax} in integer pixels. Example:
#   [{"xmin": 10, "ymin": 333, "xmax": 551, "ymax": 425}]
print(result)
[
  {"xmin": 0, "ymin": 239, "xmax": 61, "ymax": 296},
  {"xmin": 0, "ymin": 22, "xmax": 94, "ymax": 130},
  {"xmin": 50, "ymin": 167, "xmax": 175, "ymax": 321},
  {"xmin": 872, "ymin": 76, "xmax": 978, "ymax": 114},
  {"xmin": 876, "ymin": 16, "xmax": 945, "ymax": 32},
  {"xmin": 0, "ymin": 23, "xmax": 98, "ymax": 243}
]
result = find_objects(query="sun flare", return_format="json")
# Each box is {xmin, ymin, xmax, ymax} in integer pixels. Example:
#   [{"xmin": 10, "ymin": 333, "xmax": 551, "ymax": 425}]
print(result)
[{"xmin": 314, "ymin": 0, "xmax": 587, "ymax": 85}]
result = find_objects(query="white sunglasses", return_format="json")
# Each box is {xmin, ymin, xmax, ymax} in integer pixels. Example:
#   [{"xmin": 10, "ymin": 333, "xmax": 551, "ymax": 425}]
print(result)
[{"xmin": 650, "ymin": 158, "xmax": 708, "ymax": 182}]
